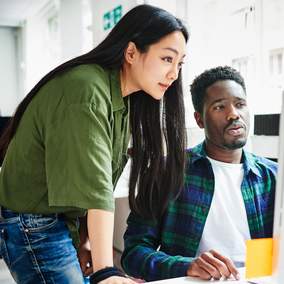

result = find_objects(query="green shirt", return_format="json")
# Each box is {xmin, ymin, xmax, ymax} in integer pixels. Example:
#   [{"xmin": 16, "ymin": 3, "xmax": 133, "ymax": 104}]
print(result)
[{"xmin": 0, "ymin": 64, "xmax": 130, "ymax": 218}]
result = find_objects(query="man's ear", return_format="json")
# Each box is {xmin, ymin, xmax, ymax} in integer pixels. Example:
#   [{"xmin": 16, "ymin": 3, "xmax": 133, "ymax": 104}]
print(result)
[
  {"xmin": 194, "ymin": 111, "xmax": 204, "ymax": 129},
  {"xmin": 124, "ymin": 42, "xmax": 138, "ymax": 64}
]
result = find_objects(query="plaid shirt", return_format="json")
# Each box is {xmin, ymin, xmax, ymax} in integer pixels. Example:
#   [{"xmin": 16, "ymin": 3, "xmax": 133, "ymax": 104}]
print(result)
[{"xmin": 121, "ymin": 142, "xmax": 277, "ymax": 281}]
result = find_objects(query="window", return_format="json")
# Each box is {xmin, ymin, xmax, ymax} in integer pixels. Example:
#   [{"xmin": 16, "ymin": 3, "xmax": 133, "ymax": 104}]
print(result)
[
  {"xmin": 232, "ymin": 57, "xmax": 249, "ymax": 81},
  {"xmin": 269, "ymin": 48, "xmax": 284, "ymax": 76},
  {"xmin": 47, "ymin": 14, "xmax": 60, "ymax": 60}
]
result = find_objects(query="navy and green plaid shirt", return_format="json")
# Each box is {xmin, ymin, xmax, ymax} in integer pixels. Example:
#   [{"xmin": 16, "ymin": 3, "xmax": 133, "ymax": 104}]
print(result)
[{"xmin": 121, "ymin": 142, "xmax": 277, "ymax": 281}]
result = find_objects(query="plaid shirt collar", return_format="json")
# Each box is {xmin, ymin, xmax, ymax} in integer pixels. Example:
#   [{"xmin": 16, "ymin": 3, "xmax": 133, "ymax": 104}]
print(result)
[{"xmin": 190, "ymin": 141, "xmax": 262, "ymax": 178}]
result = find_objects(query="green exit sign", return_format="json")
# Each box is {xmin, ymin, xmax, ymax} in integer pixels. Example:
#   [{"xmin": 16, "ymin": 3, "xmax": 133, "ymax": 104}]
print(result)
[{"xmin": 103, "ymin": 5, "xmax": 123, "ymax": 31}]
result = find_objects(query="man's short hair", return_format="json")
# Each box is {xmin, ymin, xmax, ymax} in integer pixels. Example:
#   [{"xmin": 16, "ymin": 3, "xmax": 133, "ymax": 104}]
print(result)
[{"xmin": 190, "ymin": 66, "xmax": 246, "ymax": 113}]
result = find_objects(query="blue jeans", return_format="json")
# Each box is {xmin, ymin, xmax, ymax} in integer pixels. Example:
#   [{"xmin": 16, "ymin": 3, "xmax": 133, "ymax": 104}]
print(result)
[{"xmin": 0, "ymin": 208, "xmax": 89, "ymax": 284}]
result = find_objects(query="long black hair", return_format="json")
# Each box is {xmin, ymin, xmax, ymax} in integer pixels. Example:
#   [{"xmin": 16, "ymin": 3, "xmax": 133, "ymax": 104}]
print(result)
[{"xmin": 0, "ymin": 4, "xmax": 188, "ymax": 219}]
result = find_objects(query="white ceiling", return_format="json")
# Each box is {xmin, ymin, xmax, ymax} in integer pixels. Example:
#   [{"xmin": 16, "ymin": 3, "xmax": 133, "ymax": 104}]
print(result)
[{"xmin": 0, "ymin": 0, "xmax": 47, "ymax": 27}]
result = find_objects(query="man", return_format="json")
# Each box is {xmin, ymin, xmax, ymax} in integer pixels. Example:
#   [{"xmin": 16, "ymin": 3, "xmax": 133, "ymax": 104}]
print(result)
[{"xmin": 121, "ymin": 66, "xmax": 277, "ymax": 281}]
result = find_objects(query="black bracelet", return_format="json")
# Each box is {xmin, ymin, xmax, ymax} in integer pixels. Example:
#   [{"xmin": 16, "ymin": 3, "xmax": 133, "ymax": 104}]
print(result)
[{"xmin": 90, "ymin": 266, "xmax": 126, "ymax": 284}]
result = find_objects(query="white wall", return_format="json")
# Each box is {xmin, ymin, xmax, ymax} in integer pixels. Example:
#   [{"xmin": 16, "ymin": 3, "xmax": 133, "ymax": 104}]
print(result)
[
  {"xmin": 186, "ymin": 0, "xmax": 284, "ymax": 116},
  {"xmin": 0, "ymin": 27, "xmax": 20, "ymax": 115},
  {"xmin": 24, "ymin": 0, "xmax": 91, "ymax": 93},
  {"xmin": 257, "ymin": 0, "xmax": 284, "ymax": 114},
  {"xmin": 59, "ymin": 0, "xmax": 84, "ymax": 61},
  {"xmin": 91, "ymin": 0, "xmax": 141, "ymax": 46},
  {"xmin": 145, "ymin": 0, "xmax": 177, "ymax": 14},
  {"xmin": 24, "ymin": 1, "xmax": 61, "ymax": 93}
]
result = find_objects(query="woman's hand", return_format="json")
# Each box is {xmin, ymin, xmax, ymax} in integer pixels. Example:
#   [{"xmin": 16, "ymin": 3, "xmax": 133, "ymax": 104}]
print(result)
[
  {"xmin": 87, "ymin": 210, "xmax": 138, "ymax": 283},
  {"xmin": 78, "ymin": 215, "xmax": 93, "ymax": 276},
  {"xmin": 99, "ymin": 276, "xmax": 136, "ymax": 283},
  {"xmin": 78, "ymin": 240, "xmax": 93, "ymax": 276},
  {"xmin": 187, "ymin": 250, "xmax": 240, "ymax": 280}
]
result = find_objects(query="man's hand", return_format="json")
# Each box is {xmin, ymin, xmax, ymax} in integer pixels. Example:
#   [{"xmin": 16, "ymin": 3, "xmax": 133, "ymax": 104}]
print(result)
[{"xmin": 187, "ymin": 250, "xmax": 240, "ymax": 280}]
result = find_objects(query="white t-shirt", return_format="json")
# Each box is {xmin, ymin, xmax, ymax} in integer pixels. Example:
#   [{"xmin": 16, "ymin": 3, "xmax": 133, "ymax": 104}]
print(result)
[{"xmin": 196, "ymin": 157, "xmax": 251, "ymax": 264}]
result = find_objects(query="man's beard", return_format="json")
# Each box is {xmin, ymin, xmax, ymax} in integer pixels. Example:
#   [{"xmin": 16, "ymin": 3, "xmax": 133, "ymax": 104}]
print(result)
[{"xmin": 223, "ymin": 138, "xmax": 247, "ymax": 150}]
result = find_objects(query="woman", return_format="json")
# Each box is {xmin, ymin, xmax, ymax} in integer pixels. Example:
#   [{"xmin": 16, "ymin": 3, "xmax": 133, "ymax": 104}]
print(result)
[{"xmin": 0, "ymin": 4, "xmax": 188, "ymax": 284}]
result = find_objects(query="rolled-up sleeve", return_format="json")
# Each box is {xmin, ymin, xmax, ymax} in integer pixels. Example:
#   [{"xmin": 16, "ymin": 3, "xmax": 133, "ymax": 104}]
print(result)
[{"xmin": 46, "ymin": 96, "xmax": 114, "ymax": 212}]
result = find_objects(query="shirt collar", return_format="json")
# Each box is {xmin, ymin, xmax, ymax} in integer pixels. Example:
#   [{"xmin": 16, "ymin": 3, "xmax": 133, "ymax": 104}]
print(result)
[
  {"xmin": 190, "ymin": 141, "xmax": 262, "ymax": 177},
  {"xmin": 109, "ymin": 69, "xmax": 127, "ymax": 112},
  {"xmin": 190, "ymin": 142, "xmax": 207, "ymax": 163},
  {"xmin": 241, "ymin": 151, "xmax": 262, "ymax": 177}
]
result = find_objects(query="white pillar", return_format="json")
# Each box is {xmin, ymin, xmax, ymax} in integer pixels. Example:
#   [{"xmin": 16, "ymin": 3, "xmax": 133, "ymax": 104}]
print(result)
[{"xmin": 59, "ymin": 0, "xmax": 84, "ymax": 61}]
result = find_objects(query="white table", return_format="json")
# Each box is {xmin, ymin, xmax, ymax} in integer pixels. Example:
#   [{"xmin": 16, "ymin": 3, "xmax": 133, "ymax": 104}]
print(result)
[
  {"xmin": 147, "ymin": 277, "xmax": 272, "ymax": 284},
  {"xmin": 147, "ymin": 268, "xmax": 273, "ymax": 283}
]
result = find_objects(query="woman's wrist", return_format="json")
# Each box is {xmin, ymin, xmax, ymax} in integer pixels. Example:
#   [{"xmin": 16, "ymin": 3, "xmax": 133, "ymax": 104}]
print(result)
[{"xmin": 90, "ymin": 266, "xmax": 126, "ymax": 284}]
